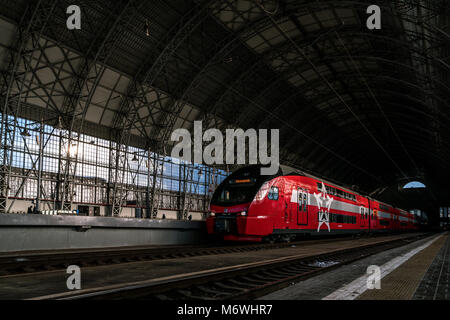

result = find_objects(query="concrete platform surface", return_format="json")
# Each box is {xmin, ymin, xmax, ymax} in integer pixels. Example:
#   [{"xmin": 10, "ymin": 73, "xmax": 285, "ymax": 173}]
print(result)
[
  {"xmin": 357, "ymin": 234, "xmax": 447, "ymax": 300},
  {"xmin": 0, "ymin": 214, "xmax": 205, "ymax": 252},
  {"xmin": 412, "ymin": 234, "xmax": 449, "ymax": 300},
  {"xmin": 260, "ymin": 233, "xmax": 447, "ymax": 300},
  {"xmin": 0, "ymin": 233, "xmax": 419, "ymax": 299}
]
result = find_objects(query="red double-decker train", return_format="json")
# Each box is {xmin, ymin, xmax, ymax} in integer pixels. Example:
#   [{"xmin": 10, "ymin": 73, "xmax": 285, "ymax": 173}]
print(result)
[{"xmin": 206, "ymin": 165, "xmax": 419, "ymax": 242}]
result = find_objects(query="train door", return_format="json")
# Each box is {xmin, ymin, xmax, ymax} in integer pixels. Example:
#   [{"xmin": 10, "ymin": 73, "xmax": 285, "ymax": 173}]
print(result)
[
  {"xmin": 297, "ymin": 188, "xmax": 308, "ymax": 225},
  {"xmin": 371, "ymin": 209, "xmax": 376, "ymax": 230},
  {"xmin": 286, "ymin": 187, "xmax": 296, "ymax": 224},
  {"xmin": 359, "ymin": 206, "xmax": 366, "ymax": 228}
]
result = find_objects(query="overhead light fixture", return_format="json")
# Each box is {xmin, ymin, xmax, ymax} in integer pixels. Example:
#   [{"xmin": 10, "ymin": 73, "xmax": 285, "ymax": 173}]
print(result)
[
  {"xmin": 57, "ymin": 116, "xmax": 63, "ymax": 129},
  {"xmin": 132, "ymin": 152, "xmax": 138, "ymax": 162},
  {"xmin": 145, "ymin": 19, "xmax": 150, "ymax": 37},
  {"xmin": 224, "ymin": 56, "xmax": 233, "ymax": 64},
  {"xmin": 20, "ymin": 129, "xmax": 31, "ymax": 137}
]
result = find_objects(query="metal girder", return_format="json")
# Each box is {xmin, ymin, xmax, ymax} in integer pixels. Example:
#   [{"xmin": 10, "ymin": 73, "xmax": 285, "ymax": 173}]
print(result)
[
  {"xmin": 149, "ymin": 152, "xmax": 162, "ymax": 219},
  {"xmin": 202, "ymin": 0, "xmax": 382, "ymax": 182},
  {"xmin": 109, "ymin": 1, "xmax": 215, "ymax": 218},
  {"xmin": 286, "ymin": 72, "xmax": 449, "ymax": 128},
  {"xmin": 0, "ymin": 0, "xmax": 58, "ymax": 214},
  {"xmin": 148, "ymin": 32, "xmax": 239, "ymax": 154},
  {"xmin": 259, "ymin": 61, "xmax": 449, "ymax": 124},
  {"xmin": 277, "ymin": 110, "xmax": 370, "ymax": 181},
  {"xmin": 58, "ymin": 0, "xmax": 138, "ymax": 212},
  {"xmin": 0, "ymin": 0, "xmax": 446, "ymax": 212},
  {"xmin": 138, "ymin": 31, "xmax": 245, "ymax": 218},
  {"xmin": 178, "ymin": 162, "xmax": 195, "ymax": 220},
  {"xmin": 270, "ymin": 51, "xmax": 450, "ymax": 100},
  {"xmin": 218, "ymin": 0, "xmax": 446, "ymax": 43},
  {"xmin": 215, "ymin": 0, "xmax": 447, "ymax": 182}
]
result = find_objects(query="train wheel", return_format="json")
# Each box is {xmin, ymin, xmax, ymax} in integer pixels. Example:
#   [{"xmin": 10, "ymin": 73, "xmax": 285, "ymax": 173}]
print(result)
[
  {"xmin": 281, "ymin": 235, "xmax": 295, "ymax": 243},
  {"xmin": 263, "ymin": 236, "xmax": 276, "ymax": 244}
]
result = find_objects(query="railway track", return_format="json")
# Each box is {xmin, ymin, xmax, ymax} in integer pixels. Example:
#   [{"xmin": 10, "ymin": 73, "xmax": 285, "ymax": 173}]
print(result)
[
  {"xmin": 35, "ymin": 233, "xmax": 433, "ymax": 300},
  {"xmin": 0, "ymin": 235, "xmax": 358, "ymax": 276}
]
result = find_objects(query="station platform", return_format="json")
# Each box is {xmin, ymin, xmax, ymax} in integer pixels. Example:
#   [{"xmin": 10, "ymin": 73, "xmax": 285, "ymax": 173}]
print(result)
[
  {"xmin": 0, "ymin": 233, "xmax": 423, "ymax": 300},
  {"xmin": 261, "ymin": 232, "xmax": 449, "ymax": 300},
  {"xmin": 0, "ymin": 214, "xmax": 206, "ymax": 253}
]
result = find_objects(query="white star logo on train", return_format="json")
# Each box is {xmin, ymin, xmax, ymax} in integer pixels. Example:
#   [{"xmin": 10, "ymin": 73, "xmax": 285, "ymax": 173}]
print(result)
[{"xmin": 314, "ymin": 182, "xmax": 333, "ymax": 232}]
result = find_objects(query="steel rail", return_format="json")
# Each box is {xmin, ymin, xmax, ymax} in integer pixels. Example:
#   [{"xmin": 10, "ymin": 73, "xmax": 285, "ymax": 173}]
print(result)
[
  {"xmin": 0, "ymin": 235, "xmax": 360, "ymax": 277},
  {"xmin": 30, "ymin": 232, "xmax": 434, "ymax": 300}
]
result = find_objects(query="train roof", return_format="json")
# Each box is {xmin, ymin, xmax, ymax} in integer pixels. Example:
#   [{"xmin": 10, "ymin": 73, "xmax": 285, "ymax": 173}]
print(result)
[
  {"xmin": 231, "ymin": 164, "xmax": 406, "ymax": 213},
  {"xmin": 279, "ymin": 165, "xmax": 401, "ymax": 212},
  {"xmin": 279, "ymin": 165, "xmax": 359, "ymax": 196}
]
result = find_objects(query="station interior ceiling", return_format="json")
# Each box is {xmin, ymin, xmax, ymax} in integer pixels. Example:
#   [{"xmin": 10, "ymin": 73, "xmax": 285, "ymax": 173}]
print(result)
[{"xmin": 0, "ymin": 0, "xmax": 448, "ymax": 220}]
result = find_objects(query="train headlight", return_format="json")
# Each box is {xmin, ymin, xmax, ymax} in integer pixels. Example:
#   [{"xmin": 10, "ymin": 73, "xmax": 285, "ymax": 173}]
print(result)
[{"xmin": 239, "ymin": 211, "xmax": 247, "ymax": 216}]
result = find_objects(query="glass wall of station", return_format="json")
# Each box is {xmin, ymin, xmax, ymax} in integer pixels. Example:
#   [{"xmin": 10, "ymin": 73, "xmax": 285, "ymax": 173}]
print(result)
[{"xmin": 2, "ymin": 115, "xmax": 229, "ymax": 214}]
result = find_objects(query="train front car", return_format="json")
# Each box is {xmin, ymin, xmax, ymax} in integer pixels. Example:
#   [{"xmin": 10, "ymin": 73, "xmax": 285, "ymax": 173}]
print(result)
[{"xmin": 206, "ymin": 165, "xmax": 280, "ymax": 242}]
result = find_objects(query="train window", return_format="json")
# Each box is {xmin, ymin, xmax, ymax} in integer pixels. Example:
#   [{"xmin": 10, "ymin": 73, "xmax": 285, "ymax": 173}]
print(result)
[
  {"xmin": 303, "ymin": 193, "xmax": 307, "ymax": 212},
  {"xmin": 298, "ymin": 192, "xmax": 303, "ymax": 211},
  {"xmin": 268, "ymin": 187, "xmax": 279, "ymax": 200},
  {"xmin": 330, "ymin": 214, "xmax": 356, "ymax": 224},
  {"xmin": 220, "ymin": 190, "xmax": 231, "ymax": 201}
]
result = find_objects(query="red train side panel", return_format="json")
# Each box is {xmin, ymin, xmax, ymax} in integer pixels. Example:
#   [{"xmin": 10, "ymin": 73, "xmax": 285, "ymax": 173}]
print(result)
[{"xmin": 207, "ymin": 165, "xmax": 418, "ymax": 241}]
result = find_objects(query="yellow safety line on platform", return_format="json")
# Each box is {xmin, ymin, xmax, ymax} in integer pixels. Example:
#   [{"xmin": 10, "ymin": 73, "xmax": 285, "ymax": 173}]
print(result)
[{"xmin": 322, "ymin": 234, "xmax": 445, "ymax": 300}]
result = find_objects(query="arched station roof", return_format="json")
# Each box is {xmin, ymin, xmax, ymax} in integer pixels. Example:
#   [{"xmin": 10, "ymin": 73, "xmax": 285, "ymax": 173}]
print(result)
[{"xmin": 0, "ymin": 0, "xmax": 448, "ymax": 196}]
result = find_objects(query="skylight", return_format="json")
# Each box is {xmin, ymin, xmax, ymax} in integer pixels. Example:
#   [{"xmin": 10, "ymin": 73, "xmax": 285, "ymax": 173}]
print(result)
[{"xmin": 403, "ymin": 181, "xmax": 426, "ymax": 189}]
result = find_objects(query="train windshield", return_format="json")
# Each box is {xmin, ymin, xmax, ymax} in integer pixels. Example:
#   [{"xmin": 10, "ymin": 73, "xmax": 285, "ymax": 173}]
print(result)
[{"xmin": 211, "ymin": 165, "xmax": 279, "ymax": 207}]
